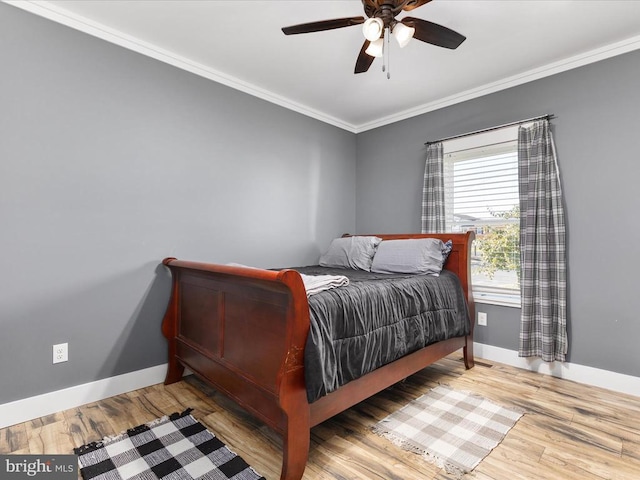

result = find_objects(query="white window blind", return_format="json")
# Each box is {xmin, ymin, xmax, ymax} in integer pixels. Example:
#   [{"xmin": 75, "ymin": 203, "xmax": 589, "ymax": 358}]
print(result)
[{"xmin": 443, "ymin": 139, "xmax": 521, "ymax": 306}]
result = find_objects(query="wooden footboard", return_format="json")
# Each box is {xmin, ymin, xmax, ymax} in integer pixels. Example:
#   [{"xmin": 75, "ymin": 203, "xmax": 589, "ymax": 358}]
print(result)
[{"xmin": 161, "ymin": 232, "xmax": 474, "ymax": 480}]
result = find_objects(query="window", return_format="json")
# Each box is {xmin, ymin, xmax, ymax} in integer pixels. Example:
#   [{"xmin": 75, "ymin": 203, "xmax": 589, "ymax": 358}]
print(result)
[{"xmin": 443, "ymin": 128, "xmax": 521, "ymax": 307}]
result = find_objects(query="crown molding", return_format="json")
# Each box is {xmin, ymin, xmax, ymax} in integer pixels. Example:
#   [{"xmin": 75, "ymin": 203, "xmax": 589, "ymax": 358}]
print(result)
[
  {"xmin": 354, "ymin": 33, "xmax": 640, "ymax": 132},
  {"xmin": 6, "ymin": 1, "xmax": 640, "ymax": 134},
  {"xmin": 4, "ymin": 0, "xmax": 358, "ymax": 133}
]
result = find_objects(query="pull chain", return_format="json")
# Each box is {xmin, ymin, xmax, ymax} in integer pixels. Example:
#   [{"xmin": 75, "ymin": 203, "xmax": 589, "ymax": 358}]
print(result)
[
  {"xmin": 386, "ymin": 26, "xmax": 390, "ymax": 79},
  {"xmin": 382, "ymin": 28, "xmax": 386, "ymax": 73},
  {"xmin": 381, "ymin": 27, "xmax": 390, "ymax": 79}
]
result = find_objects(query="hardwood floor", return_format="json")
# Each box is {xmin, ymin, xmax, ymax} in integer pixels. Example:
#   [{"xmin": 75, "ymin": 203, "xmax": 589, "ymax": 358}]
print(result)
[{"xmin": 2, "ymin": 354, "xmax": 639, "ymax": 479}]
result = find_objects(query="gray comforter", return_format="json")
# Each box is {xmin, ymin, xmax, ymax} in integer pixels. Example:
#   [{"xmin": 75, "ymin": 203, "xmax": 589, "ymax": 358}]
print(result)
[{"xmin": 293, "ymin": 266, "xmax": 470, "ymax": 403}]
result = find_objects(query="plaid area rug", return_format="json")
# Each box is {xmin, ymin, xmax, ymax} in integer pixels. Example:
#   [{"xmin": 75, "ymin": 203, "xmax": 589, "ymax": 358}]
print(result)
[
  {"xmin": 373, "ymin": 385, "xmax": 524, "ymax": 478},
  {"xmin": 73, "ymin": 409, "xmax": 265, "ymax": 480}
]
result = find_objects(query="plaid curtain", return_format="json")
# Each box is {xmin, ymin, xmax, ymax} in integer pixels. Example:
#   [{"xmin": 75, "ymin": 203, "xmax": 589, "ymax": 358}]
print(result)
[
  {"xmin": 421, "ymin": 142, "xmax": 445, "ymax": 233},
  {"xmin": 518, "ymin": 120, "xmax": 567, "ymax": 362}
]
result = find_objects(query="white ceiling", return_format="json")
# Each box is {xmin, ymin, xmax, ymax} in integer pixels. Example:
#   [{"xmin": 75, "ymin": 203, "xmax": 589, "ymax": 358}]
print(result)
[{"xmin": 11, "ymin": 0, "xmax": 640, "ymax": 132}]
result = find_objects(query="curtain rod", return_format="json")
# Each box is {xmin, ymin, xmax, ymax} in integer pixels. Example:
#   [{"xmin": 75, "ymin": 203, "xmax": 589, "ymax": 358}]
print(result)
[{"xmin": 424, "ymin": 114, "xmax": 555, "ymax": 146}]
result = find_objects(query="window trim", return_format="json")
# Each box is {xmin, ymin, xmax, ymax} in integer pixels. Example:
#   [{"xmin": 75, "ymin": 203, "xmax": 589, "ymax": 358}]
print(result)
[
  {"xmin": 473, "ymin": 289, "xmax": 521, "ymax": 308},
  {"xmin": 443, "ymin": 127, "xmax": 522, "ymax": 309}
]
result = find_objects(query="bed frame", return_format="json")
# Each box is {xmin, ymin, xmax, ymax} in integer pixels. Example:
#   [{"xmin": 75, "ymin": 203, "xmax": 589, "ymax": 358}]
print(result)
[{"xmin": 161, "ymin": 232, "xmax": 475, "ymax": 480}]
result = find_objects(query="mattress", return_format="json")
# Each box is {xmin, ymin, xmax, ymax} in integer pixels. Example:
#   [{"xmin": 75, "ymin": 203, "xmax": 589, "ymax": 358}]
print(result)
[{"xmin": 293, "ymin": 266, "xmax": 471, "ymax": 403}]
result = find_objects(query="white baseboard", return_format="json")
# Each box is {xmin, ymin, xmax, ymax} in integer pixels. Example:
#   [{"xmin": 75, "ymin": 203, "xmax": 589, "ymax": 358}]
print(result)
[
  {"xmin": 2, "ymin": 346, "xmax": 638, "ymax": 430},
  {"xmin": 474, "ymin": 342, "xmax": 640, "ymax": 398},
  {"xmin": 0, "ymin": 364, "xmax": 169, "ymax": 429}
]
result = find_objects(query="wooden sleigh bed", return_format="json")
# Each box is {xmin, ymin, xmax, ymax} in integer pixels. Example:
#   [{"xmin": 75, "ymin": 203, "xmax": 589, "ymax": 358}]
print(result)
[{"xmin": 161, "ymin": 232, "xmax": 475, "ymax": 480}]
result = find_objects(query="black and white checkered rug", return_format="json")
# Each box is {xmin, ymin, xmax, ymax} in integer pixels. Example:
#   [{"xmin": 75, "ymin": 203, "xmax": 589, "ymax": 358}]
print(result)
[{"xmin": 73, "ymin": 408, "xmax": 265, "ymax": 480}]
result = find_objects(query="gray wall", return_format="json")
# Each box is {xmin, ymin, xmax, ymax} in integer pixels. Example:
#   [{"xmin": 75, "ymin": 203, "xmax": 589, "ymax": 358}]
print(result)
[
  {"xmin": 0, "ymin": 4, "xmax": 356, "ymax": 404},
  {"xmin": 356, "ymin": 49, "xmax": 640, "ymax": 377},
  {"xmin": 3, "ymin": 2, "xmax": 639, "ymax": 408}
]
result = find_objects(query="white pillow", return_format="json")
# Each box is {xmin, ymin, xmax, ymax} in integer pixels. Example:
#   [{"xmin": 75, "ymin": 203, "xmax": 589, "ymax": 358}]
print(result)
[
  {"xmin": 319, "ymin": 236, "xmax": 382, "ymax": 271},
  {"xmin": 370, "ymin": 238, "xmax": 446, "ymax": 275}
]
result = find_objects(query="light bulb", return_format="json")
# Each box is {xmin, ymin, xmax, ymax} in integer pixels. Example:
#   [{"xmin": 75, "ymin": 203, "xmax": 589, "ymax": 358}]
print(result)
[
  {"xmin": 365, "ymin": 38, "xmax": 384, "ymax": 58},
  {"xmin": 393, "ymin": 22, "xmax": 415, "ymax": 48},
  {"xmin": 362, "ymin": 17, "xmax": 384, "ymax": 42}
]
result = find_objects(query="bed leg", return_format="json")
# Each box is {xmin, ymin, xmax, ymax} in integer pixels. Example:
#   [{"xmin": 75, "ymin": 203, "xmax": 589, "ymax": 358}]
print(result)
[
  {"xmin": 164, "ymin": 356, "xmax": 185, "ymax": 385},
  {"xmin": 280, "ymin": 421, "xmax": 309, "ymax": 480},
  {"xmin": 463, "ymin": 337, "xmax": 475, "ymax": 369}
]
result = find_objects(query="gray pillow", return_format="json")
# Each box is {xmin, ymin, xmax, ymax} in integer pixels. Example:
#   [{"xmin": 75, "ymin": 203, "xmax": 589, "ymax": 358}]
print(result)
[
  {"xmin": 319, "ymin": 236, "xmax": 382, "ymax": 271},
  {"xmin": 370, "ymin": 238, "xmax": 446, "ymax": 275}
]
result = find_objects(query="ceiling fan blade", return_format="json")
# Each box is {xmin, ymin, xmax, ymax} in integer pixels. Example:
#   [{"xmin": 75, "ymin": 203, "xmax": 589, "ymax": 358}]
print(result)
[
  {"xmin": 401, "ymin": 0, "xmax": 433, "ymax": 12},
  {"xmin": 355, "ymin": 40, "xmax": 375, "ymax": 74},
  {"xmin": 402, "ymin": 17, "xmax": 466, "ymax": 49},
  {"xmin": 282, "ymin": 16, "xmax": 365, "ymax": 35}
]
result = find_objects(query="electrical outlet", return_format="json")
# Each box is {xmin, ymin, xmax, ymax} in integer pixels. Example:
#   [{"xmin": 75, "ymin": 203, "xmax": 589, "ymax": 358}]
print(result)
[
  {"xmin": 477, "ymin": 312, "xmax": 488, "ymax": 326},
  {"xmin": 53, "ymin": 343, "xmax": 68, "ymax": 364}
]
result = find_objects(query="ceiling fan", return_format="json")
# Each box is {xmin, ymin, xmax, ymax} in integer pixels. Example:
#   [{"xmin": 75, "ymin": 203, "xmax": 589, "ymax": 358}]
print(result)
[{"xmin": 282, "ymin": 0, "xmax": 466, "ymax": 75}]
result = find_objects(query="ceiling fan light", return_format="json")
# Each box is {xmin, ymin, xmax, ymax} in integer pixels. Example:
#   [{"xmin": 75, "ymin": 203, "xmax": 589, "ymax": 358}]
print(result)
[
  {"xmin": 362, "ymin": 17, "xmax": 384, "ymax": 41},
  {"xmin": 365, "ymin": 38, "xmax": 384, "ymax": 58},
  {"xmin": 393, "ymin": 22, "xmax": 415, "ymax": 48}
]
